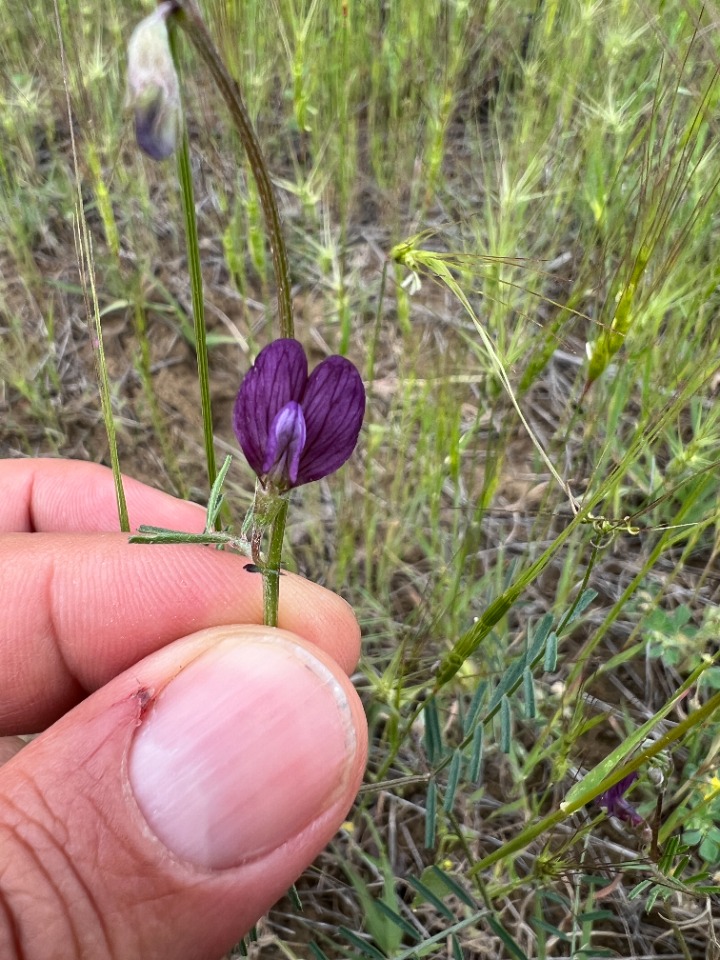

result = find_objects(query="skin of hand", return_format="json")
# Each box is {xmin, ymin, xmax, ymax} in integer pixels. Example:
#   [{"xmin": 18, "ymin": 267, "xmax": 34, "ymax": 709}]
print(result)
[{"xmin": 0, "ymin": 458, "xmax": 368, "ymax": 960}]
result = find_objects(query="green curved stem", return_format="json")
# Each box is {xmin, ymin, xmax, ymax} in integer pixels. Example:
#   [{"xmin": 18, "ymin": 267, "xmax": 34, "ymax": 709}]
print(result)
[{"xmin": 173, "ymin": 0, "xmax": 294, "ymax": 339}]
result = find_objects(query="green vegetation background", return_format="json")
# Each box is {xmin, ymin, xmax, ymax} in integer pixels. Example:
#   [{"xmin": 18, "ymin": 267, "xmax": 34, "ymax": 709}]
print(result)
[{"xmin": 3, "ymin": 0, "xmax": 720, "ymax": 956}]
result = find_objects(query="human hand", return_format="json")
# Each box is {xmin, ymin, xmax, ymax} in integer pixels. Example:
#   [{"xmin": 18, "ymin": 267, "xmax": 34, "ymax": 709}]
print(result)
[{"xmin": 0, "ymin": 458, "xmax": 367, "ymax": 959}]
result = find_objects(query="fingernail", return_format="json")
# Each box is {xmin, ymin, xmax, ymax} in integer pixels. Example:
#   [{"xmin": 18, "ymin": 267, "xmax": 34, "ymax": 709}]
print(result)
[{"xmin": 128, "ymin": 633, "xmax": 357, "ymax": 870}]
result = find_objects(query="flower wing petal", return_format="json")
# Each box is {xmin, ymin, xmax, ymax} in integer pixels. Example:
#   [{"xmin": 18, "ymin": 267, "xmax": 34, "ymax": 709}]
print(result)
[
  {"xmin": 233, "ymin": 339, "xmax": 308, "ymax": 477},
  {"xmin": 296, "ymin": 356, "xmax": 365, "ymax": 485}
]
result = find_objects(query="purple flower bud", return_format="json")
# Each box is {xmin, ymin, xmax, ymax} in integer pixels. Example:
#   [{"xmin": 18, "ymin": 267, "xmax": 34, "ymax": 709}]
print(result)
[
  {"xmin": 126, "ymin": 3, "xmax": 180, "ymax": 161},
  {"xmin": 233, "ymin": 339, "xmax": 365, "ymax": 492},
  {"xmin": 598, "ymin": 772, "xmax": 644, "ymax": 827}
]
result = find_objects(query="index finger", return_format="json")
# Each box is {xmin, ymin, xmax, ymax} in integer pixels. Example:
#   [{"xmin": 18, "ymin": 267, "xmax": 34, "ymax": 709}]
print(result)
[{"xmin": 0, "ymin": 458, "xmax": 206, "ymax": 533}]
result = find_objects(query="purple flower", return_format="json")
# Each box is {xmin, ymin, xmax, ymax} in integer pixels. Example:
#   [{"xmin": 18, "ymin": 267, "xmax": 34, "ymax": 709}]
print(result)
[
  {"xmin": 598, "ymin": 772, "xmax": 644, "ymax": 827},
  {"xmin": 126, "ymin": 3, "xmax": 180, "ymax": 161},
  {"xmin": 233, "ymin": 339, "xmax": 365, "ymax": 492}
]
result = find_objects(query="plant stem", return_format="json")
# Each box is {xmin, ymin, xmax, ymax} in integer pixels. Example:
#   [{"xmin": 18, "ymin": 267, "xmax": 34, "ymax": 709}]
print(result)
[
  {"xmin": 173, "ymin": 0, "xmax": 294, "ymax": 339},
  {"xmin": 170, "ymin": 27, "xmax": 218, "ymax": 497},
  {"xmin": 263, "ymin": 499, "xmax": 288, "ymax": 627}
]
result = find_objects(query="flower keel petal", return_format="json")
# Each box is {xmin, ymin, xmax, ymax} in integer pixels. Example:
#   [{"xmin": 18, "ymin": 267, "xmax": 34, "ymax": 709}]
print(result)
[{"xmin": 263, "ymin": 402, "xmax": 307, "ymax": 488}]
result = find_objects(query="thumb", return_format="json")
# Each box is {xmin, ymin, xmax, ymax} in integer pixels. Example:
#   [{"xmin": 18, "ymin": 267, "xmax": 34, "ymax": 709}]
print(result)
[{"xmin": 0, "ymin": 626, "xmax": 367, "ymax": 960}]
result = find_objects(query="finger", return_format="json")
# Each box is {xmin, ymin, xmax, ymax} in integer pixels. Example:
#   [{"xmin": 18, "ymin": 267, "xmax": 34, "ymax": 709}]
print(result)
[
  {"xmin": 0, "ymin": 739, "xmax": 25, "ymax": 766},
  {"xmin": 0, "ymin": 458, "xmax": 206, "ymax": 533},
  {"xmin": 1, "ymin": 534, "xmax": 360, "ymax": 733},
  {"xmin": 0, "ymin": 625, "xmax": 368, "ymax": 960}
]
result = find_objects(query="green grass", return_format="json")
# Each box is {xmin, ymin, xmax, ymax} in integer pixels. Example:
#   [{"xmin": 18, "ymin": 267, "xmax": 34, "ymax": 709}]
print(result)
[{"xmin": 3, "ymin": 0, "xmax": 720, "ymax": 955}]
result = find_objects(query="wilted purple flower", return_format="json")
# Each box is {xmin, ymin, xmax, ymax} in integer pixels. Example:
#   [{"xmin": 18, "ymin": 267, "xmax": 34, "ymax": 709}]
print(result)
[
  {"xmin": 126, "ymin": 3, "xmax": 180, "ymax": 160},
  {"xmin": 598, "ymin": 772, "xmax": 644, "ymax": 827},
  {"xmin": 233, "ymin": 339, "xmax": 365, "ymax": 492}
]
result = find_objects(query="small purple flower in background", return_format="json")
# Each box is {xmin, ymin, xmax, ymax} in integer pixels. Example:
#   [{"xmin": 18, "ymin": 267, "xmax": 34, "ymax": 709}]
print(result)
[
  {"xmin": 233, "ymin": 338, "xmax": 365, "ymax": 493},
  {"xmin": 126, "ymin": 2, "xmax": 181, "ymax": 161},
  {"xmin": 598, "ymin": 772, "xmax": 644, "ymax": 827}
]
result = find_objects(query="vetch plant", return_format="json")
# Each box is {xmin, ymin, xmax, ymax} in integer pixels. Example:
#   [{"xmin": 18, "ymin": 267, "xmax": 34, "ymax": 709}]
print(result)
[
  {"xmin": 125, "ymin": 0, "xmax": 295, "ymax": 489},
  {"xmin": 233, "ymin": 338, "xmax": 364, "ymax": 623},
  {"xmin": 126, "ymin": 2, "xmax": 365, "ymax": 630}
]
